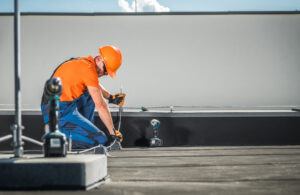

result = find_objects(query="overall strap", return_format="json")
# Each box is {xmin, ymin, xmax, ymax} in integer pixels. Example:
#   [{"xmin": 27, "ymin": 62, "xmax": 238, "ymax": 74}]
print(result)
[
  {"xmin": 41, "ymin": 57, "xmax": 79, "ymax": 105},
  {"xmin": 50, "ymin": 57, "xmax": 79, "ymax": 78}
]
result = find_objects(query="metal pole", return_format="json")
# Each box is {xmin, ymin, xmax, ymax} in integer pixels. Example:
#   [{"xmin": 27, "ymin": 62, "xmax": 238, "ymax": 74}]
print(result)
[
  {"xmin": 13, "ymin": 0, "xmax": 23, "ymax": 157},
  {"xmin": 135, "ymin": 0, "xmax": 137, "ymax": 12},
  {"xmin": 118, "ymin": 87, "xmax": 123, "ymax": 130}
]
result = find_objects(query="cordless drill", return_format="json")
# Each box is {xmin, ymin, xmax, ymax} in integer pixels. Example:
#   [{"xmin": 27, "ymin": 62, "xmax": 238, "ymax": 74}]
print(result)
[{"xmin": 43, "ymin": 77, "xmax": 67, "ymax": 157}]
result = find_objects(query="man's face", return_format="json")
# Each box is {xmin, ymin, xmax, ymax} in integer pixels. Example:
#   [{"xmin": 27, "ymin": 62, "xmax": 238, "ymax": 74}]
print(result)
[{"xmin": 96, "ymin": 56, "xmax": 108, "ymax": 77}]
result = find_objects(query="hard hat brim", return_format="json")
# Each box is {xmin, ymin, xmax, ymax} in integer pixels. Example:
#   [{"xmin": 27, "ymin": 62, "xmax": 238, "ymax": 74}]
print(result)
[{"xmin": 107, "ymin": 69, "xmax": 116, "ymax": 78}]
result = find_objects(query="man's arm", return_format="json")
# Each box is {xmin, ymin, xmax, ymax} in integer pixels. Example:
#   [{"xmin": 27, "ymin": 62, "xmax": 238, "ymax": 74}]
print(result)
[
  {"xmin": 99, "ymin": 84, "xmax": 111, "ymax": 99},
  {"xmin": 87, "ymin": 85, "xmax": 115, "ymax": 135}
]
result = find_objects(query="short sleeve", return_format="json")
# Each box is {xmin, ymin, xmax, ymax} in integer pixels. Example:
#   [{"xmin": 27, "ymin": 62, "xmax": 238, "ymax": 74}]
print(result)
[{"xmin": 82, "ymin": 65, "xmax": 99, "ymax": 88}]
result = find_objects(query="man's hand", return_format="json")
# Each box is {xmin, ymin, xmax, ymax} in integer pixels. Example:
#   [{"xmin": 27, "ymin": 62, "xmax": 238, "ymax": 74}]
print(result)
[
  {"xmin": 108, "ymin": 93, "xmax": 126, "ymax": 107},
  {"xmin": 111, "ymin": 129, "xmax": 123, "ymax": 142}
]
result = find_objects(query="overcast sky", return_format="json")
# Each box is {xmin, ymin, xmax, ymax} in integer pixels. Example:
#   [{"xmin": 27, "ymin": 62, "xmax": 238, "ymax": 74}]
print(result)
[{"xmin": 0, "ymin": 0, "xmax": 299, "ymax": 12}]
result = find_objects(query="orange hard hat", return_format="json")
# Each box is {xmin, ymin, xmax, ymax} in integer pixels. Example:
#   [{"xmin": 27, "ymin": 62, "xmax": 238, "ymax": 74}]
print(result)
[{"xmin": 99, "ymin": 45, "xmax": 122, "ymax": 78}]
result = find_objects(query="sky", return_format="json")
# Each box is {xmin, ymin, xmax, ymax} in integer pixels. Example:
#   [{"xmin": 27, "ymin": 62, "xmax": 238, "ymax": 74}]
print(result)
[{"xmin": 0, "ymin": 0, "xmax": 300, "ymax": 12}]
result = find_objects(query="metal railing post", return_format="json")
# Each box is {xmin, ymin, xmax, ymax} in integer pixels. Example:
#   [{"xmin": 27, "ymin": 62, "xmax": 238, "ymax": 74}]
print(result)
[{"xmin": 13, "ymin": 0, "xmax": 24, "ymax": 157}]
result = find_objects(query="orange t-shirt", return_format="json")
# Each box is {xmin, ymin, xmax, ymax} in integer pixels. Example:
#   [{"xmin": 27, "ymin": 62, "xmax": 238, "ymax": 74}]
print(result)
[{"xmin": 53, "ymin": 56, "xmax": 99, "ymax": 102}]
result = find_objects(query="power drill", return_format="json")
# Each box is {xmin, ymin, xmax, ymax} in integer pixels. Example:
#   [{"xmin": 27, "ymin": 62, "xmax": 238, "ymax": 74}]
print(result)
[{"xmin": 42, "ymin": 77, "xmax": 67, "ymax": 157}]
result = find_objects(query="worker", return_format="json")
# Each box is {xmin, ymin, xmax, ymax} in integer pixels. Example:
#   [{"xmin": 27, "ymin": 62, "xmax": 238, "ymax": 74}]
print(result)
[{"xmin": 40, "ymin": 45, "xmax": 125, "ymax": 149}]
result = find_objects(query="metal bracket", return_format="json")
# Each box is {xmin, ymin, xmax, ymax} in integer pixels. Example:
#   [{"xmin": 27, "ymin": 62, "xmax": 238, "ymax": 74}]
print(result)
[{"xmin": 0, "ymin": 124, "xmax": 43, "ymax": 147}]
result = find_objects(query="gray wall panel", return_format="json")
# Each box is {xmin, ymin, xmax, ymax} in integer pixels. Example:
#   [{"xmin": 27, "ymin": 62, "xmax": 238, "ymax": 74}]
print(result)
[
  {"xmin": 0, "ymin": 16, "xmax": 14, "ymax": 109},
  {"xmin": 0, "ymin": 14, "xmax": 300, "ymax": 109}
]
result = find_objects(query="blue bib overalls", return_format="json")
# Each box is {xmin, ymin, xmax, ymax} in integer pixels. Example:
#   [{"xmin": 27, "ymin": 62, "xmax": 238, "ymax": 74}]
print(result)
[{"xmin": 41, "ymin": 91, "xmax": 108, "ymax": 149}]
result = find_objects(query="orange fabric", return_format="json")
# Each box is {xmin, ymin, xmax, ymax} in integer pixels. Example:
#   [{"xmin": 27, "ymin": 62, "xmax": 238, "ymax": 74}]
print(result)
[{"xmin": 53, "ymin": 56, "xmax": 99, "ymax": 102}]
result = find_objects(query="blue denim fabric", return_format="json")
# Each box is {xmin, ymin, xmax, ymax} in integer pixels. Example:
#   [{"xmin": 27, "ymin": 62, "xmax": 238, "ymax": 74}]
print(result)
[{"xmin": 41, "ymin": 91, "xmax": 108, "ymax": 149}]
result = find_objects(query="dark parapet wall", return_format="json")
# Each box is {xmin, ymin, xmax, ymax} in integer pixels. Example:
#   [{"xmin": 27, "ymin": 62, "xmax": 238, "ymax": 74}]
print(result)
[
  {"xmin": 0, "ymin": 110, "xmax": 300, "ymax": 150},
  {"xmin": 117, "ymin": 116, "xmax": 300, "ymax": 147},
  {"xmin": 109, "ymin": 111, "xmax": 300, "ymax": 147}
]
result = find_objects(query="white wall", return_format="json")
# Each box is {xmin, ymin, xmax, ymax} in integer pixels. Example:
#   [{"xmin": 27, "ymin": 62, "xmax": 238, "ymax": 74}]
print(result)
[{"xmin": 0, "ymin": 14, "xmax": 300, "ymax": 110}]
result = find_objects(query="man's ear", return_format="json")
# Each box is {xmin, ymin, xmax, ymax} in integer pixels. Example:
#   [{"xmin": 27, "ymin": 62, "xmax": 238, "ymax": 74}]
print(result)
[
  {"xmin": 95, "ymin": 56, "xmax": 101, "ymax": 63},
  {"xmin": 95, "ymin": 56, "xmax": 102, "ymax": 69}
]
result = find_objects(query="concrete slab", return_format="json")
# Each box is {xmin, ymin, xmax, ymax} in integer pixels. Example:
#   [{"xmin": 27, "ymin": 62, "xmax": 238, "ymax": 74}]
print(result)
[{"xmin": 0, "ymin": 154, "xmax": 107, "ymax": 190}]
